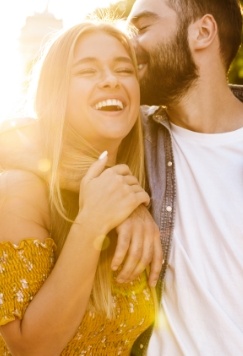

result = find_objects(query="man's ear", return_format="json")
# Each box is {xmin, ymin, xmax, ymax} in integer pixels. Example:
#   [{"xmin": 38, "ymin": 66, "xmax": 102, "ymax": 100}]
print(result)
[{"xmin": 188, "ymin": 14, "xmax": 218, "ymax": 50}]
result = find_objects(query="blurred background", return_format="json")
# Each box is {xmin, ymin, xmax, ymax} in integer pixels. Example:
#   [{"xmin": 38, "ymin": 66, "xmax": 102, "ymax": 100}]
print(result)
[{"xmin": 0, "ymin": 0, "xmax": 242, "ymax": 125}]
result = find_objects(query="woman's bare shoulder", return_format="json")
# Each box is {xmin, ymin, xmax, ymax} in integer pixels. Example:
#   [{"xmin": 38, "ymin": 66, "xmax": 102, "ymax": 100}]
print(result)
[{"xmin": 0, "ymin": 170, "xmax": 50, "ymax": 244}]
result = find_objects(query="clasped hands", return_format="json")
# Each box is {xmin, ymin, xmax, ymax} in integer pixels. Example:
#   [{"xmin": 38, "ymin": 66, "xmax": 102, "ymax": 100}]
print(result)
[{"xmin": 79, "ymin": 153, "xmax": 163, "ymax": 288}]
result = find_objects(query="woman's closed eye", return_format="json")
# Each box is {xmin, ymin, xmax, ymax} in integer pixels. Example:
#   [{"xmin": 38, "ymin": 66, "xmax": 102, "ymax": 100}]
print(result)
[
  {"xmin": 115, "ymin": 66, "xmax": 135, "ymax": 75},
  {"xmin": 76, "ymin": 68, "xmax": 97, "ymax": 76}
]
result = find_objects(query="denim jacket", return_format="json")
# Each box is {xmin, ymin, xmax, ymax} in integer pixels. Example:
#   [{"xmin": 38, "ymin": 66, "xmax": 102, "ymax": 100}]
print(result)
[{"xmin": 131, "ymin": 84, "xmax": 243, "ymax": 355}]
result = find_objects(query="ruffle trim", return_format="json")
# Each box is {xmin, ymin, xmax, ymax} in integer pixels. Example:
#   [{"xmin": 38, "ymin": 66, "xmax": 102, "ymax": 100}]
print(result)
[
  {"xmin": 0, "ymin": 237, "xmax": 56, "ymax": 251},
  {"xmin": 0, "ymin": 312, "xmax": 21, "ymax": 326}
]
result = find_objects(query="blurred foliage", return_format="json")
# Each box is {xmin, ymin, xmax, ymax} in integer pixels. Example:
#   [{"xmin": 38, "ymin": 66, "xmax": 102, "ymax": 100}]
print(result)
[
  {"xmin": 92, "ymin": 0, "xmax": 135, "ymax": 20},
  {"xmin": 229, "ymin": 45, "xmax": 243, "ymax": 84},
  {"xmin": 229, "ymin": 0, "xmax": 243, "ymax": 84},
  {"xmin": 98, "ymin": 0, "xmax": 243, "ymax": 84}
]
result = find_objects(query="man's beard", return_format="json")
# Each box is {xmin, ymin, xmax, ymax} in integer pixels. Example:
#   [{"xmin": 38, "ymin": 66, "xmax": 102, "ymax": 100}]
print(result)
[{"xmin": 137, "ymin": 23, "xmax": 199, "ymax": 106}]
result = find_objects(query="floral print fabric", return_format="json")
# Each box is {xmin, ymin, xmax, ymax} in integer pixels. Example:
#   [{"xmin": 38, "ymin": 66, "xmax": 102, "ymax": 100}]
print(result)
[{"xmin": 0, "ymin": 238, "xmax": 154, "ymax": 355}]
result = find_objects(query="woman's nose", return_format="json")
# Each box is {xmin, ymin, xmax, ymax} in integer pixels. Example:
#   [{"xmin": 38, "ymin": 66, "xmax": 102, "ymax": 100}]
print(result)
[{"xmin": 97, "ymin": 72, "xmax": 120, "ymax": 89}]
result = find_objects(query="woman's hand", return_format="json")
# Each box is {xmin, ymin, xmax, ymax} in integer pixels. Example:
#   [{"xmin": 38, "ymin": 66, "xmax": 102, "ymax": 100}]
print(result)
[{"xmin": 77, "ymin": 152, "xmax": 150, "ymax": 239}]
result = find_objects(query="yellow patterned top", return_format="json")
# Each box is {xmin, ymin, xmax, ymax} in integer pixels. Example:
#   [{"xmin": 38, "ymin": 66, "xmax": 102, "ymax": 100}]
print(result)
[{"xmin": 0, "ymin": 238, "xmax": 154, "ymax": 355}]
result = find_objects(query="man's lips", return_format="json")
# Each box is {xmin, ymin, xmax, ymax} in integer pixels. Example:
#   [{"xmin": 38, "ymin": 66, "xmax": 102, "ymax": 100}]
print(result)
[
  {"xmin": 138, "ymin": 63, "xmax": 147, "ymax": 71},
  {"xmin": 137, "ymin": 62, "xmax": 148, "ymax": 79},
  {"xmin": 136, "ymin": 51, "xmax": 149, "ymax": 75}
]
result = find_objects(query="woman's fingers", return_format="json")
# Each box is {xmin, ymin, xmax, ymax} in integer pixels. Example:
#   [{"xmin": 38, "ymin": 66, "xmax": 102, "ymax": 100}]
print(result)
[
  {"xmin": 79, "ymin": 159, "xmax": 150, "ymax": 234},
  {"xmin": 95, "ymin": 165, "xmax": 150, "ymax": 207},
  {"xmin": 81, "ymin": 151, "xmax": 108, "ymax": 183}
]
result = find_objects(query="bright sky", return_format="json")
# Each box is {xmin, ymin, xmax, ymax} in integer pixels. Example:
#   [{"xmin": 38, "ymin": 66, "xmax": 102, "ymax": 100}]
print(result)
[{"xmin": 0, "ymin": 0, "xmax": 120, "ymax": 124}]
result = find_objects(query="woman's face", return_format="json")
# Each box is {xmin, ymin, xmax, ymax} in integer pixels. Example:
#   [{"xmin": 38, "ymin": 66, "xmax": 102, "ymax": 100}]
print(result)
[{"xmin": 66, "ymin": 31, "xmax": 140, "ymax": 152}]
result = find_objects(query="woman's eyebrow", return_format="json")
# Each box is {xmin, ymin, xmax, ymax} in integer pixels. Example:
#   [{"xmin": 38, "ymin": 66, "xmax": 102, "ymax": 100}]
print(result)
[
  {"xmin": 113, "ymin": 57, "xmax": 133, "ymax": 64},
  {"xmin": 73, "ymin": 56, "xmax": 133, "ymax": 68},
  {"xmin": 73, "ymin": 57, "xmax": 97, "ymax": 68}
]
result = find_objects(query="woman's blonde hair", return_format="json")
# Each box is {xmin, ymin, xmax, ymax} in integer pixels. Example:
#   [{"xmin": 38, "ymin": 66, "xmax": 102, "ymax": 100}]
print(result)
[{"xmin": 33, "ymin": 21, "xmax": 145, "ymax": 316}]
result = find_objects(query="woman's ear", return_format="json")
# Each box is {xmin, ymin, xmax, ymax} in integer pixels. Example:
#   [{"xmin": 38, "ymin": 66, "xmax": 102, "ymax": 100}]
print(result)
[{"xmin": 188, "ymin": 14, "xmax": 218, "ymax": 50}]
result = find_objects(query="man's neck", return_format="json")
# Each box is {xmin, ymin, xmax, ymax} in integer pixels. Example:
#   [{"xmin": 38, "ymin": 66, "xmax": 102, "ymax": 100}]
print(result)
[{"xmin": 166, "ymin": 81, "xmax": 243, "ymax": 134}]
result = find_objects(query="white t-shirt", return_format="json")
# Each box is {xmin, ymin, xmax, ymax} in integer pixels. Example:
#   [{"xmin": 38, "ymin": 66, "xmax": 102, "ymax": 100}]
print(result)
[{"xmin": 148, "ymin": 124, "xmax": 243, "ymax": 356}]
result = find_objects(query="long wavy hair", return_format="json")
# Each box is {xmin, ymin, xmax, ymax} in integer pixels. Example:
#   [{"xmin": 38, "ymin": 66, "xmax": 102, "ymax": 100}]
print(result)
[{"xmin": 32, "ymin": 21, "xmax": 146, "ymax": 316}]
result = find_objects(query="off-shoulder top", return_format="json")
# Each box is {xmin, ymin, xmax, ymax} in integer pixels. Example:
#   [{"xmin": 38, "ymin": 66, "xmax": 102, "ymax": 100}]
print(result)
[{"xmin": 0, "ymin": 238, "xmax": 154, "ymax": 355}]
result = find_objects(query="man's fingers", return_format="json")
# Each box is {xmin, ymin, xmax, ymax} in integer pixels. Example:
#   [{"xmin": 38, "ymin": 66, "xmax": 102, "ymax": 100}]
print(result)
[
  {"xmin": 146, "ymin": 234, "xmax": 163, "ymax": 287},
  {"xmin": 114, "ymin": 207, "xmax": 163, "ymax": 286},
  {"xmin": 130, "ymin": 241, "xmax": 154, "ymax": 281},
  {"xmin": 117, "ymin": 234, "xmax": 155, "ymax": 283},
  {"xmin": 148, "ymin": 247, "xmax": 163, "ymax": 287},
  {"xmin": 116, "ymin": 233, "xmax": 144, "ymax": 282},
  {"xmin": 111, "ymin": 228, "xmax": 131, "ymax": 271}
]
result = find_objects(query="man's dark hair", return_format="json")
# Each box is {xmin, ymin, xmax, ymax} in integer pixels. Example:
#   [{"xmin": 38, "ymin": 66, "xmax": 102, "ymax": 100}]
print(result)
[{"xmin": 167, "ymin": 0, "xmax": 242, "ymax": 70}]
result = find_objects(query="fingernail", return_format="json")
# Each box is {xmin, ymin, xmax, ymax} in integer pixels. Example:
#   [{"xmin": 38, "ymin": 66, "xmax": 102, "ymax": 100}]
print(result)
[
  {"xmin": 99, "ymin": 151, "xmax": 108, "ymax": 160},
  {"xmin": 112, "ymin": 265, "xmax": 118, "ymax": 271}
]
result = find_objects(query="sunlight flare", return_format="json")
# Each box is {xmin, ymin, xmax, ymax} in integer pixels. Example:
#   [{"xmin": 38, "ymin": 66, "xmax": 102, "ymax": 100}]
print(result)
[{"xmin": 0, "ymin": 0, "xmax": 121, "ymax": 124}]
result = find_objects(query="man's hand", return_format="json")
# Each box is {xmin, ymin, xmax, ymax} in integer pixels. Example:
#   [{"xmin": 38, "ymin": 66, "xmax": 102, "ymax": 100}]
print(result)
[{"xmin": 112, "ymin": 205, "xmax": 163, "ymax": 287}]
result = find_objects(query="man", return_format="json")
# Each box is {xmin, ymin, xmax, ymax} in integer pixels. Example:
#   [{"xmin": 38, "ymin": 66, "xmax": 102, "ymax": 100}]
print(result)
[{"xmin": 128, "ymin": 0, "xmax": 243, "ymax": 355}]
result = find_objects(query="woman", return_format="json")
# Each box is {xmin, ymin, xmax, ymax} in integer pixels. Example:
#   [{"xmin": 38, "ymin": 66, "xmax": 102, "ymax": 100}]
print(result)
[{"xmin": 0, "ymin": 21, "xmax": 160, "ymax": 355}]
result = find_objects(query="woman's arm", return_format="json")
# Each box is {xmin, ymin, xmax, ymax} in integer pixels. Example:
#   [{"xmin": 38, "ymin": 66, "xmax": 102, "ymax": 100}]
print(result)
[
  {"xmin": 0, "ymin": 120, "xmax": 163, "ymax": 286},
  {"xmin": 0, "ymin": 119, "xmax": 41, "ymax": 173},
  {"xmin": 0, "ymin": 157, "xmax": 149, "ymax": 356}
]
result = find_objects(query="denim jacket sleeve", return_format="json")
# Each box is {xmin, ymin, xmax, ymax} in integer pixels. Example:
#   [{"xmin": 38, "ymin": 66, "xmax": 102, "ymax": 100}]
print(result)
[{"xmin": 131, "ymin": 105, "xmax": 176, "ymax": 355}]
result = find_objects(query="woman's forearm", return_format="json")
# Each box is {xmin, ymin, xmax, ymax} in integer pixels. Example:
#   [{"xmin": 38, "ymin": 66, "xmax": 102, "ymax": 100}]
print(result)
[{"xmin": 2, "ymin": 213, "xmax": 105, "ymax": 356}]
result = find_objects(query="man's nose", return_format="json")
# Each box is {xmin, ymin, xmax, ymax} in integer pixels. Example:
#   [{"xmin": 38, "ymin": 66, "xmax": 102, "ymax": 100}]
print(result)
[{"xmin": 131, "ymin": 36, "xmax": 139, "ymax": 49}]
